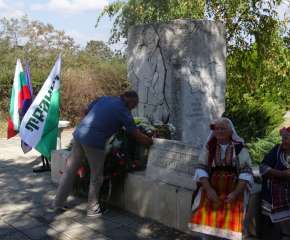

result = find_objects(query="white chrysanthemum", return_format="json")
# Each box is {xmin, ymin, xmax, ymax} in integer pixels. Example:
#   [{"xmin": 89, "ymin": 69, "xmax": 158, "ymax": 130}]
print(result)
[
  {"xmin": 168, "ymin": 123, "xmax": 176, "ymax": 132},
  {"xmin": 147, "ymin": 130, "xmax": 152, "ymax": 134},
  {"xmin": 145, "ymin": 126, "xmax": 154, "ymax": 131},
  {"xmin": 153, "ymin": 120, "xmax": 163, "ymax": 126},
  {"xmin": 113, "ymin": 140, "xmax": 122, "ymax": 148}
]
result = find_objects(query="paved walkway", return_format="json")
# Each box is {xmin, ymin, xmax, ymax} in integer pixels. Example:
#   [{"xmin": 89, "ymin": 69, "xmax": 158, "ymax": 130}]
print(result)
[
  {"xmin": 0, "ymin": 131, "xmax": 201, "ymax": 240},
  {"xmin": 0, "ymin": 131, "xmax": 281, "ymax": 239}
]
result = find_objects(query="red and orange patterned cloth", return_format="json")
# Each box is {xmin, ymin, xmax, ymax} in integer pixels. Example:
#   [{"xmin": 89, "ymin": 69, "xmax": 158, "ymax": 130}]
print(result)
[{"xmin": 188, "ymin": 169, "xmax": 244, "ymax": 240}]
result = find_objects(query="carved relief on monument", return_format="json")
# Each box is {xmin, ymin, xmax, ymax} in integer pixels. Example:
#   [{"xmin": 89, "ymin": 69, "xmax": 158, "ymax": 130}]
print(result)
[
  {"xmin": 185, "ymin": 60, "xmax": 222, "ymax": 119},
  {"xmin": 132, "ymin": 25, "xmax": 170, "ymax": 123}
]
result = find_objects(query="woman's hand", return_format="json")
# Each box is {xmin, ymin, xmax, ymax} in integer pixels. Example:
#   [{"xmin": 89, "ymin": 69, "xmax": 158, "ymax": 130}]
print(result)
[
  {"xmin": 281, "ymin": 169, "xmax": 290, "ymax": 180},
  {"xmin": 224, "ymin": 191, "xmax": 239, "ymax": 204},
  {"xmin": 206, "ymin": 187, "xmax": 218, "ymax": 203}
]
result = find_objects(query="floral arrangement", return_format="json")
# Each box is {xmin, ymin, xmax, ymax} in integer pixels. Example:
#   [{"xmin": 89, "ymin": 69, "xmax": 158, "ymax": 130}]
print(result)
[{"xmin": 68, "ymin": 117, "xmax": 175, "ymax": 201}]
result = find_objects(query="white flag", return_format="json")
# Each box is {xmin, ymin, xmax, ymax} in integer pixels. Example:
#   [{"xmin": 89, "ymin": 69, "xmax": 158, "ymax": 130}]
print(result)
[{"xmin": 20, "ymin": 54, "xmax": 62, "ymax": 160}]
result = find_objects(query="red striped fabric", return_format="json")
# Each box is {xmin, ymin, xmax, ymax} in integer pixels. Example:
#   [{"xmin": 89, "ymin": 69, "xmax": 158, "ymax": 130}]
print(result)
[{"xmin": 189, "ymin": 170, "xmax": 243, "ymax": 239}]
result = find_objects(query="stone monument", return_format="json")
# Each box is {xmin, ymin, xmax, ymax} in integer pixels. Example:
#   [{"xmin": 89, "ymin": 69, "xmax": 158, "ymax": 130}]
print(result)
[
  {"xmin": 145, "ymin": 138, "xmax": 200, "ymax": 190},
  {"xmin": 127, "ymin": 19, "xmax": 226, "ymax": 147}
]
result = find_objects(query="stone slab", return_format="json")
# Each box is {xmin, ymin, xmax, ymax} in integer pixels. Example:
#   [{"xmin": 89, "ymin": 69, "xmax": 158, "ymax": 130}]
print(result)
[
  {"xmin": 51, "ymin": 149, "xmax": 70, "ymax": 184},
  {"xmin": 22, "ymin": 225, "xmax": 59, "ymax": 239},
  {"xmin": 110, "ymin": 172, "xmax": 262, "ymax": 238},
  {"xmin": 157, "ymin": 182, "xmax": 177, "ymax": 228},
  {"xmin": 128, "ymin": 19, "xmax": 226, "ymax": 146},
  {"xmin": 86, "ymin": 219, "xmax": 122, "ymax": 233},
  {"xmin": 123, "ymin": 174, "xmax": 141, "ymax": 214},
  {"xmin": 63, "ymin": 226, "xmax": 99, "ymax": 240},
  {"xmin": 10, "ymin": 218, "xmax": 43, "ymax": 231},
  {"xmin": 146, "ymin": 139, "xmax": 200, "ymax": 190},
  {"xmin": 103, "ymin": 226, "xmax": 151, "ymax": 240},
  {"xmin": 139, "ymin": 177, "xmax": 158, "ymax": 219}
]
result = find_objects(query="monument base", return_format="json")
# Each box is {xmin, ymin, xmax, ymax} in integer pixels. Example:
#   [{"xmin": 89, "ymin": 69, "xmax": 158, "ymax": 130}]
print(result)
[{"xmin": 109, "ymin": 171, "xmax": 262, "ymax": 239}]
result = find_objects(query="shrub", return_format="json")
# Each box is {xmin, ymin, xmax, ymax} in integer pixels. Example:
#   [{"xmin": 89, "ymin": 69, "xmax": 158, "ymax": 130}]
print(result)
[
  {"xmin": 223, "ymin": 94, "xmax": 284, "ymax": 143},
  {"xmin": 247, "ymin": 129, "xmax": 281, "ymax": 165},
  {"xmin": 59, "ymin": 61, "xmax": 128, "ymax": 126},
  {"xmin": 223, "ymin": 95, "xmax": 285, "ymax": 163}
]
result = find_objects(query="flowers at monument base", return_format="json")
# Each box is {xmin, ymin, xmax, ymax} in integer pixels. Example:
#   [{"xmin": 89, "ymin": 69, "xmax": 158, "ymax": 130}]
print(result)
[
  {"xmin": 103, "ymin": 174, "xmax": 109, "ymax": 181},
  {"xmin": 69, "ymin": 117, "xmax": 176, "ymax": 202},
  {"xmin": 132, "ymin": 161, "xmax": 138, "ymax": 169},
  {"xmin": 134, "ymin": 117, "xmax": 176, "ymax": 138},
  {"xmin": 77, "ymin": 167, "xmax": 84, "ymax": 178},
  {"xmin": 112, "ymin": 148, "xmax": 118, "ymax": 157}
]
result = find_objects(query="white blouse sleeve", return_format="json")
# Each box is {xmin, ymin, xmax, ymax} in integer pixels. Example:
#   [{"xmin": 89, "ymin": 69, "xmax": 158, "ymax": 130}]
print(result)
[
  {"xmin": 193, "ymin": 168, "xmax": 209, "ymax": 182},
  {"xmin": 239, "ymin": 172, "xmax": 254, "ymax": 184}
]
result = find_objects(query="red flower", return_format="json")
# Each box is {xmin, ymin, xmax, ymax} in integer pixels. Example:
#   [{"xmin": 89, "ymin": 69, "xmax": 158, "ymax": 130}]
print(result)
[
  {"xmin": 132, "ymin": 164, "xmax": 137, "ymax": 169},
  {"xmin": 119, "ymin": 160, "xmax": 125, "ymax": 165},
  {"xmin": 77, "ymin": 167, "xmax": 85, "ymax": 178},
  {"xmin": 210, "ymin": 124, "xmax": 215, "ymax": 130},
  {"xmin": 103, "ymin": 174, "xmax": 109, "ymax": 181},
  {"xmin": 113, "ymin": 149, "xmax": 118, "ymax": 158},
  {"xmin": 113, "ymin": 173, "xmax": 118, "ymax": 177}
]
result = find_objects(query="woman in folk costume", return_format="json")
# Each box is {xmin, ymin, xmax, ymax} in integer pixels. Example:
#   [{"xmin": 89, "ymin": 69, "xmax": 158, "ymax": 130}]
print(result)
[
  {"xmin": 188, "ymin": 118, "xmax": 253, "ymax": 240},
  {"xmin": 260, "ymin": 127, "xmax": 290, "ymax": 240}
]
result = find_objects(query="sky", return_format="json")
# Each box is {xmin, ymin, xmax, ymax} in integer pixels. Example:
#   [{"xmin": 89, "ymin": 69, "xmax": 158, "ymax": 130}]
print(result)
[
  {"xmin": 0, "ymin": 0, "xmax": 289, "ymax": 52},
  {"xmin": 0, "ymin": 0, "xmax": 124, "ymax": 51}
]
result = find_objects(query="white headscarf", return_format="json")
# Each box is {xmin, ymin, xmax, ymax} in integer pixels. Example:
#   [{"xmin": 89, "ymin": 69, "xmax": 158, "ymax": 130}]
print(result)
[{"xmin": 204, "ymin": 118, "xmax": 244, "ymax": 148}]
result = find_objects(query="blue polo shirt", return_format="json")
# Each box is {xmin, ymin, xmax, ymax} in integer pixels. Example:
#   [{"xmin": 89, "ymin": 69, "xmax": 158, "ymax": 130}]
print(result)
[{"xmin": 73, "ymin": 96, "xmax": 137, "ymax": 150}]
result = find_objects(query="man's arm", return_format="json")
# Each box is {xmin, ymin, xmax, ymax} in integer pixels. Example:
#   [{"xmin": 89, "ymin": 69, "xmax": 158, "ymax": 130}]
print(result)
[
  {"xmin": 130, "ymin": 129, "xmax": 153, "ymax": 147},
  {"xmin": 80, "ymin": 106, "xmax": 90, "ymax": 122}
]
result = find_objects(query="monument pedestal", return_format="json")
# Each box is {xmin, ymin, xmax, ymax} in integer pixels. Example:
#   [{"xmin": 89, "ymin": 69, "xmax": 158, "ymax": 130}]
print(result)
[
  {"xmin": 51, "ymin": 149, "xmax": 70, "ymax": 184},
  {"xmin": 109, "ymin": 171, "xmax": 261, "ymax": 239},
  {"xmin": 109, "ymin": 139, "xmax": 262, "ymax": 238}
]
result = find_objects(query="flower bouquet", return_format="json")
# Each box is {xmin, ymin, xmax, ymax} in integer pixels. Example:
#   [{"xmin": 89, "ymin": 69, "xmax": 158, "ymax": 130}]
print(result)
[{"xmin": 70, "ymin": 117, "xmax": 176, "ymax": 201}]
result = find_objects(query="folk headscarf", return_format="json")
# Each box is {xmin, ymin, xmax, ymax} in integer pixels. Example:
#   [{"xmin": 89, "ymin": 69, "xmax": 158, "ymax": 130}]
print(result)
[{"xmin": 204, "ymin": 118, "xmax": 244, "ymax": 166}]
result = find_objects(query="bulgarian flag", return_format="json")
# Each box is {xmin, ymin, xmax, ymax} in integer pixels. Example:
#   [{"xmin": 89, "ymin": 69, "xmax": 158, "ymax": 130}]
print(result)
[
  {"xmin": 20, "ymin": 54, "xmax": 62, "ymax": 160},
  {"xmin": 7, "ymin": 59, "xmax": 31, "ymax": 139}
]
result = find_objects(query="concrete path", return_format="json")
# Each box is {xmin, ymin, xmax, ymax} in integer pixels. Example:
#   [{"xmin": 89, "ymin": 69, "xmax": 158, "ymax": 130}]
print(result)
[
  {"xmin": 0, "ymin": 131, "xmax": 200, "ymax": 240},
  {"xmin": 0, "ymin": 131, "xmax": 281, "ymax": 239}
]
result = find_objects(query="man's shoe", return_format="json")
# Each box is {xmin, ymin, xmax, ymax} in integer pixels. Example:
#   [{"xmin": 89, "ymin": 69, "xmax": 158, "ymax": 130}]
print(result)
[
  {"xmin": 51, "ymin": 204, "xmax": 69, "ymax": 211},
  {"xmin": 87, "ymin": 208, "xmax": 108, "ymax": 217}
]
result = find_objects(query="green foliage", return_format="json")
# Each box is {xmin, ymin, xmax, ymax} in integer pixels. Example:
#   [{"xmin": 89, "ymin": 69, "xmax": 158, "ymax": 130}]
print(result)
[
  {"xmin": 97, "ymin": 0, "xmax": 290, "ymax": 110},
  {"xmin": 247, "ymin": 129, "xmax": 281, "ymax": 164},
  {"xmin": 223, "ymin": 94, "xmax": 284, "ymax": 143},
  {"xmin": 223, "ymin": 95, "xmax": 285, "ymax": 163},
  {"xmin": 85, "ymin": 40, "xmax": 114, "ymax": 60},
  {"xmin": 96, "ymin": 0, "xmax": 206, "ymax": 44},
  {"xmin": 0, "ymin": 15, "xmax": 128, "ymax": 132}
]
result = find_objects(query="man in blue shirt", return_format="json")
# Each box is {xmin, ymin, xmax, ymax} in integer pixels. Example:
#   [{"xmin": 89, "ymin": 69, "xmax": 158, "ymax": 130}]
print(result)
[{"xmin": 52, "ymin": 90, "xmax": 153, "ymax": 216}]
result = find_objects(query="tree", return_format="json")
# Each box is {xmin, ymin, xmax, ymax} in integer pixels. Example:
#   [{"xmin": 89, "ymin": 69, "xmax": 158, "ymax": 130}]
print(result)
[
  {"xmin": 0, "ymin": 14, "xmax": 81, "ymax": 111},
  {"xmin": 85, "ymin": 40, "xmax": 114, "ymax": 60},
  {"xmin": 96, "ymin": 0, "xmax": 206, "ymax": 44},
  {"xmin": 97, "ymin": 0, "xmax": 290, "ymax": 109}
]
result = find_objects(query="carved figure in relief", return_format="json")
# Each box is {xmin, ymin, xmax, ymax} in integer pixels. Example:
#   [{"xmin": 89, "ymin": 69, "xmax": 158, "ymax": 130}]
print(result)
[
  {"xmin": 133, "ymin": 25, "xmax": 170, "ymax": 123},
  {"xmin": 186, "ymin": 60, "xmax": 221, "ymax": 119}
]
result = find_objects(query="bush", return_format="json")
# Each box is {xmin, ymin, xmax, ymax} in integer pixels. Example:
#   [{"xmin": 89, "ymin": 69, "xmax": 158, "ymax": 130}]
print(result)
[
  {"xmin": 59, "ymin": 60, "xmax": 128, "ymax": 126},
  {"xmin": 246, "ymin": 129, "xmax": 281, "ymax": 165},
  {"xmin": 223, "ymin": 95, "xmax": 285, "ymax": 163}
]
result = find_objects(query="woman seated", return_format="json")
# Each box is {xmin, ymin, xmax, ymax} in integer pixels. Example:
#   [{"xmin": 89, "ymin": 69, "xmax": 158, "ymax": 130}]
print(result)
[
  {"xmin": 188, "ymin": 117, "xmax": 253, "ymax": 240},
  {"xmin": 259, "ymin": 127, "xmax": 290, "ymax": 240}
]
